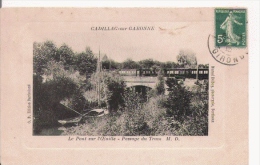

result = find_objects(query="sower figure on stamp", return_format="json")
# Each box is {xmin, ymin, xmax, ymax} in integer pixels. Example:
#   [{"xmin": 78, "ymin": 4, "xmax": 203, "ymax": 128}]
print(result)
[{"xmin": 220, "ymin": 11, "xmax": 243, "ymax": 46}]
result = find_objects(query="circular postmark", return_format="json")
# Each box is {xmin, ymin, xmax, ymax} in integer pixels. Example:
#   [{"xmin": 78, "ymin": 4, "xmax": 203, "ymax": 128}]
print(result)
[{"xmin": 207, "ymin": 34, "xmax": 248, "ymax": 66}]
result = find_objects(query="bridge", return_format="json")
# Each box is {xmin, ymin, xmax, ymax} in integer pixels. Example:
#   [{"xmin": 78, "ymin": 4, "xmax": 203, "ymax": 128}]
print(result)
[
  {"xmin": 106, "ymin": 68, "xmax": 208, "ymax": 95},
  {"xmin": 123, "ymin": 76, "xmax": 158, "ymax": 89},
  {"xmin": 122, "ymin": 75, "xmax": 197, "ymax": 97},
  {"xmin": 122, "ymin": 76, "xmax": 158, "ymax": 97}
]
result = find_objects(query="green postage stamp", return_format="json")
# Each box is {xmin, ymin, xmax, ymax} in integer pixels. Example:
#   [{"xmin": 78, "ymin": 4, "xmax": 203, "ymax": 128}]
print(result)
[{"xmin": 215, "ymin": 9, "xmax": 247, "ymax": 47}]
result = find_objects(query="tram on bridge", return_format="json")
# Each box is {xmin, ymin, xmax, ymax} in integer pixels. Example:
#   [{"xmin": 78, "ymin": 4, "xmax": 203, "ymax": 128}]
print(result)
[{"xmin": 118, "ymin": 68, "xmax": 209, "ymax": 80}]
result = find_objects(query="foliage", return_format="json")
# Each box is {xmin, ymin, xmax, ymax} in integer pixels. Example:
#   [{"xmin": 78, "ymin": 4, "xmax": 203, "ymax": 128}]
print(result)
[
  {"xmin": 161, "ymin": 61, "xmax": 179, "ymax": 69},
  {"xmin": 164, "ymin": 78, "xmax": 192, "ymax": 122},
  {"xmin": 33, "ymin": 41, "xmax": 58, "ymax": 75},
  {"xmin": 62, "ymin": 82, "xmax": 208, "ymax": 136},
  {"xmin": 139, "ymin": 58, "xmax": 161, "ymax": 70},
  {"xmin": 33, "ymin": 41, "xmax": 97, "ymax": 78},
  {"xmin": 42, "ymin": 60, "xmax": 86, "ymax": 90},
  {"xmin": 68, "ymin": 90, "xmax": 87, "ymax": 114},
  {"xmin": 33, "ymin": 41, "xmax": 97, "ymax": 134},
  {"xmin": 33, "ymin": 75, "xmax": 81, "ymax": 133},
  {"xmin": 87, "ymin": 71, "xmax": 126, "ymax": 111},
  {"xmin": 63, "ymin": 95, "xmax": 165, "ymax": 136},
  {"xmin": 198, "ymin": 64, "xmax": 209, "ymax": 69},
  {"xmin": 62, "ymin": 77, "xmax": 209, "ymax": 136},
  {"xmin": 123, "ymin": 90, "xmax": 144, "ymax": 111},
  {"xmin": 103, "ymin": 72, "xmax": 126, "ymax": 112},
  {"xmin": 176, "ymin": 49, "xmax": 197, "ymax": 68},
  {"xmin": 42, "ymin": 77, "xmax": 78, "ymax": 103},
  {"xmin": 186, "ymin": 101, "xmax": 208, "ymax": 135},
  {"xmin": 102, "ymin": 59, "xmax": 121, "ymax": 70},
  {"xmin": 74, "ymin": 50, "xmax": 97, "ymax": 77},
  {"xmin": 122, "ymin": 58, "xmax": 140, "ymax": 69},
  {"xmin": 56, "ymin": 44, "xmax": 75, "ymax": 70},
  {"xmin": 155, "ymin": 70, "xmax": 165, "ymax": 95},
  {"xmin": 117, "ymin": 57, "xmax": 204, "ymax": 70},
  {"xmin": 147, "ymin": 89, "xmax": 157, "ymax": 98}
]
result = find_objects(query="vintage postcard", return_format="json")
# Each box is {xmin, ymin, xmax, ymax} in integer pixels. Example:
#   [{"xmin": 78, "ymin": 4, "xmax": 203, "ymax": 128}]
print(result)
[{"xmin": 1, "ymin": 8, "xmax": 249, "ymax": 165}]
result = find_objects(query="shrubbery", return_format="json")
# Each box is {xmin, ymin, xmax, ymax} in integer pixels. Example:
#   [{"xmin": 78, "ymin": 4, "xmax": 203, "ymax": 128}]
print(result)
[
  {"xmin": 33, "ymin": 75, "xmax": 84, "ymax": 134},
  {"xmin": 87, "ymin": 72, "xmax": 126, "ymax": 112},
  {"xmin": 63, "ymin": 94, "xmax": 165, "ymax": 136},
  {"xmin": 155, "ymin": 70, "xmax": 165, "ymax": 95},
  {"xmin": 164, "ymin": 78, "xmax": 192, "ymax": 122},
  {"xmin": 103, "ymin": 72, "xmax": 126, "ymax": 112},
  {"xmin": 62, "ymin": 78, "xmax": 208, "ymax": 136},
  {"xmin": 33, "ymin": 41, "xmax": 93, "ymax": 134}
]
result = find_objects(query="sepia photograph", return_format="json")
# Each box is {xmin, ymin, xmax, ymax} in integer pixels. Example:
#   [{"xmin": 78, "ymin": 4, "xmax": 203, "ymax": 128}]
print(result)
[{"xmin": 33, "ymin": 24, "xmax": 209, "ymax": 136}]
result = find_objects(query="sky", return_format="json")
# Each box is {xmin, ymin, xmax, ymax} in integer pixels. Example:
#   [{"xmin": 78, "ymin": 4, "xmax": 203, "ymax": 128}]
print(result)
[{"xmin": 33, "ymin": 21, "xmax": 212, "ymax": 64}]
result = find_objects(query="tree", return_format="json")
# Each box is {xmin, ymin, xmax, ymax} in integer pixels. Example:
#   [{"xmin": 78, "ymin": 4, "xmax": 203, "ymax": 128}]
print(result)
[
  {"xmin": 161, "ymin": 61, "xmax": 178, "ymax": 69},
  {"xmin": 122, "ymin": 58, "xmax": 140, "ymax": 69},
  {"xmin": 33, "ymin": 75, "xmax": 80, "ymax": 133},
  {"xmin": 101, "ymin": 54, "xmax": 110, "ymax": 69},
  {"xmin": 164, "ymin": 78, "xmax": 191, "ymax": 122},
  {"xmin": 103, "ymin": 72, "xmax": 126, "ymax": 112},
  {"xmin": 198, "ymin": 64, "xmax": 209, "ymax": 69},
  {"xmin": 74, "ymin": 48, "xmax": 97, "ymax": 78},
  {"xmin": 102, "ymin": 59, "xmax": 121, "ymax": 70},
  {"xmin": 110, "ymin": 60, "xmax": 121, "ymax": 69},
  {"xmin": 56, "ymin": 44, "xmax": 75, "ymax": 70},
  {"xmin": 155, "ymin": 70, "xmax": 165, "ymax": 95},
  {"xmin": 151, "ymin": 64, "xmax": 161, "ymax": 75},
  {"xmin": 69, "ymin": 90, "xmax": 87, "ymax": 114},
  {"xmin": 33, "ymin": 41, "xmax": 58, "ymax": 75},
  {"xmin": 102, "ymin": 60, "xmax": 110, "ymax": 69},
  {"xmin": 176, "ymin": 49, "xmax": 197, "ymax": 69},
  {"xmin": 139, "ymin": 58, "xmax": 155, "ymax": 69}
]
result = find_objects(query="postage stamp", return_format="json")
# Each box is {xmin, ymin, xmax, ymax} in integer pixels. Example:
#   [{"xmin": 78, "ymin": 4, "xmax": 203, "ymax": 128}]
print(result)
[
  {"xmin": 215, "ymin": 9, "xmax": 247, "ymax": 47},
  {"xmin": 208, "ymin": 34, "xmax": 248, "ymax": 66}
]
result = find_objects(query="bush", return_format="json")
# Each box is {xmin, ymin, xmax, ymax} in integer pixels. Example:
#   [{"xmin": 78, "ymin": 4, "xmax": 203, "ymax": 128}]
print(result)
[
  {"xmin": 61, "ymin": 76, "xmax": 209, "ymax": 136},
  {"xmin": 164, "ymin": 78, "xmax": 192, "ymax": 122},
  {"xmin": 63, "ymin": 94, "xmax": 170, "ymax": 136},
  {"xmin": 69, "ymin": 90, "xmax": 87, "ymax": 114},
  {"xmin": 62, "ymin": 86, "xmax": 209, "ymax": 136},
  {"xmin": 123, "ymin": 90, "xmax": 144, "ymax": 111},
  {"xmin": 155, "ymin": 72, "xmax": 165, "ymax": 95},
  {"xmin": 147, "ymin": 89, "xmax": 157, "ymax": 98},
  {"xmin": 33, "ymin": 75, "xmax": 84, "ymax": 134},
  {"xmin": 103, "ymin": 72, "xmax": 126, "ymax": 112}
]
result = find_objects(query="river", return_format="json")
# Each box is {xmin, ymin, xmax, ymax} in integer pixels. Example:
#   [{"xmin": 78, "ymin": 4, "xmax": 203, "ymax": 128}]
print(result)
[{"xmin": 38, "ymin": 126, "xmax": 69, "ymax": 136}]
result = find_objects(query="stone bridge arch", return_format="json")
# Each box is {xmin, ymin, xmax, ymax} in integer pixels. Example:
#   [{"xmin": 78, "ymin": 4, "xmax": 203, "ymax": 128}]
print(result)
[
  {"xmin": 126, "ymin": 85, "xmax": 152, "ymax": 100},
  {"xmin": 125, "ymin": 82, "xmax": 156, "ymax": 89},
  {"xmin": 123, "ymin": 76, "xmax": 157, "ymax": 89}
]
